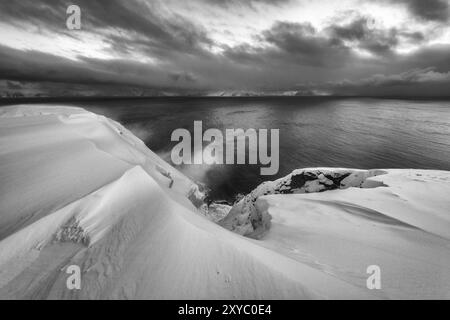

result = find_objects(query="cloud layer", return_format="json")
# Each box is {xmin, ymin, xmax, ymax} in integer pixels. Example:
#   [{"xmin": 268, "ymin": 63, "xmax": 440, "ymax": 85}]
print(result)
[{"xmin": 0, "ymin": 0, "xmax": 449, "ymax": 96}]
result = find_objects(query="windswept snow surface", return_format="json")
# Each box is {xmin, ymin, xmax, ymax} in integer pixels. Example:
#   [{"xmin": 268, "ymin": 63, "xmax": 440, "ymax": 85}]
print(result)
[
  {"xmin": 0, "ymin": 105, "xmax": 374, "ymax": 300},
  {"xmin": 222, "ymin": 168, "xmax": 450, "ymax": 299},
  {"xmin": 0, "ymin": 105, "xmax": 449, "ymax": 299}
]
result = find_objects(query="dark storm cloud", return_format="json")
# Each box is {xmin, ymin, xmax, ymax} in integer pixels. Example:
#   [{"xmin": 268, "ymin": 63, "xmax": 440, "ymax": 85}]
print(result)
[
  {"xmin": 399, "ymin": 31, "xmax": 425, "ymax": 43},
  {"xmin": 377, "ymin": 43, "xmax": 449, "ymax": 73},
  {"xmin": 398, "ymin": 0, "xmax": 449, "ymax": 22},
  {"xmin": 328, "ymin": 17, "xmax": 401, "ymax": 56},
  {"xmin": 0, "ymin": 0, "xmax": 213, "ymax": 55},
  {"xmin": 168, "ymin": 72, "xmax": 198, "ymax": 83},
  {"xmin": 0, "ymin": 0, "xmax": 66, "ymax": 33},
  {"xmin": 0, "ymin": 44, "xmax": 112, "ymax": 85},
  {"xmin": 225, "ymin": 14, "xmax": 438, "ymax": 70},
  {"xmin": 0, "ymin": 0, "xmax": 449, "ymax": 96},
  {"xmin": 223, "ymin": 21, "xmax": 353, "ymax": 67},
  {"xmin": 0, "ymin": 44, "xmax": 201, "ymax": 90},
  {"xmin": 225, "ymin": 17, "xmax": 400, "ymax": 67},
  {"xmin": 264, "ymin": 21, "xmax": 352, "ymax": 65},
  {"xmin": 330, "ymin": 17, "xmax": 370, "ymax": 41},
  {"xmin": 0, "ymin": 0, "xmax": 218, "ymax": 92},
  {"xmin": 222, "ymin": 44, "xmax": 267, "ymax": 64},
  {"xmin": 222, "ymin": 16, "xmax": 450, "ymax": 92},
  {"xmin": 321, "ymin": 67, "xmax": 450, "ymax": 96}
]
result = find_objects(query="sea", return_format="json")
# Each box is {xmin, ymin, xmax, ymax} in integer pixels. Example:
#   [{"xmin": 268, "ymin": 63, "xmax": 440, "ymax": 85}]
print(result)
[{"xmin": 2, "ymin": 97, "xmax": 449, "ymax": 201}]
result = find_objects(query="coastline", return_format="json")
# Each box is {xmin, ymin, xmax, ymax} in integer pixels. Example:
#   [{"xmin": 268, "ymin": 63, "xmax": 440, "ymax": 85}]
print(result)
[{"xmin": 0, "ymin": 104, "xmax": 449, "ymax": 299}]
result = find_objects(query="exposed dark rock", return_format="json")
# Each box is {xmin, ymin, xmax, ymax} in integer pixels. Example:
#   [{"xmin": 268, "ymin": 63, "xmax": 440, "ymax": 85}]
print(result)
[
  {"xmin": 220, "ymin": 168, "xmax": 387, "ymax": 238},
  {"xmin": 54, "ymin": 217, "xmax": 90, "ymax": 246}
]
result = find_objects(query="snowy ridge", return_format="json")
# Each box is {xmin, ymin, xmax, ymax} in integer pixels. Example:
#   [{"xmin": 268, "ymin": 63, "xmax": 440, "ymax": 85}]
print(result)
[
  {"xmin": 1, "ymin": 105, "xmax": 449, "ymax": 299},
  {"xmin": 220, "ymin": 167, "xmax": 450, "ymax": 298},
  {"xmin": 220, "ymin": 168, "xmax": 387, "ymax": 238},
  {"xmin": 0, "ymin": 165, "xmax": 374, "ymax": 299},
  {"xmin": 0, "ymin": 105, "xmax": 378, "ymax": 299}
]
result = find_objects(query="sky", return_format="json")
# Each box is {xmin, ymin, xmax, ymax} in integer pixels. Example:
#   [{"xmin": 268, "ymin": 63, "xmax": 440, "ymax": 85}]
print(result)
[{"xmin": 0, "ymin": 0, "xmax": 449, "ymax": 96}]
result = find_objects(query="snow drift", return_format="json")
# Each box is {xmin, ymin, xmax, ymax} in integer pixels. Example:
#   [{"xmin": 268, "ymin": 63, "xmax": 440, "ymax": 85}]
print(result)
[
  {"xmin": 0, "ymin": 104, "xmax": 449, "ymax": 299},
  {"xmin": 0, "ymin": 105, "xmax": 373, "ymax": 299},
  {"xmin": 221, "ymin": 168, "xmax": 450, "ymax": 299}
]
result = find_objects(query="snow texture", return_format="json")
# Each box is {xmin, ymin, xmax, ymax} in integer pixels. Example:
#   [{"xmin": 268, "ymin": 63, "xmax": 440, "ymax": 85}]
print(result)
[{"xmin": 0, "ymin": 105, "xmax": 449, "ymax": 299}]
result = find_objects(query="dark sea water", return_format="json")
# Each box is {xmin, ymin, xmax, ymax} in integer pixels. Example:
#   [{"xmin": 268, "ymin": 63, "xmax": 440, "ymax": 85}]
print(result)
[{"xmin": 3, "ymin": 97, "xmax": 450, "ymax": 201}]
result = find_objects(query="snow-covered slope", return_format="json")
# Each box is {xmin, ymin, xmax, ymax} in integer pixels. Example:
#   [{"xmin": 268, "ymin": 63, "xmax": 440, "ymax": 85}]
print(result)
[
  {"xmin": 221, "ymin": 168, "xmax": 450, "ymax": 299},
  {"xmin": 220, "ymin": 168, "xmax": 387, "ymax": 237},
  {"xmin": 0, "ymin": 105, "xmax": 201, "ymax": 239},
  {"xmin": 0, "ymin": 105, "xmax": 380, "ymax": 299}
]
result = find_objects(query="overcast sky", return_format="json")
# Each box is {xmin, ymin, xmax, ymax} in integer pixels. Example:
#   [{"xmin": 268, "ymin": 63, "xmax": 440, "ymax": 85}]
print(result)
[{"xmin": 0, "ymin": 0, "xmax": 449, "ymax": 96}]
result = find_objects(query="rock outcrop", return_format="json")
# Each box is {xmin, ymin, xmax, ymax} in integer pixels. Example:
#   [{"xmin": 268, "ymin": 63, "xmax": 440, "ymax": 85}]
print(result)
[{"xmin": 220, "ymin": 168, "xmax": 387, "ymax": 238}]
